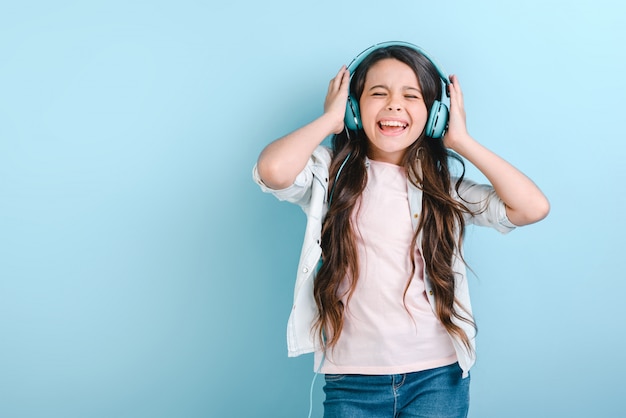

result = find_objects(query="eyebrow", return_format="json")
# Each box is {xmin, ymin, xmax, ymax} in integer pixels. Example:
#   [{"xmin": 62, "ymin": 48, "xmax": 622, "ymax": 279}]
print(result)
[{"xmin": 368, "ymin": 85, "xmax": 422, "ymax": 93}]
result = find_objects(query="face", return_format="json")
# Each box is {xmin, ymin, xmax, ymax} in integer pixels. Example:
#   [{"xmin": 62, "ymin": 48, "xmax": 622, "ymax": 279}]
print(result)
[{"xmin": 358, "ymin": 58, "xmax": 428, "ymax": 165}]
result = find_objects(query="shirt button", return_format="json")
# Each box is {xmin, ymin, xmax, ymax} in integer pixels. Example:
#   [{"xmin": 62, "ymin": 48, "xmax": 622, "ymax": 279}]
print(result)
[
  {"xmin": 303, "ymin": 267, "xmax": 309, "ymax": 273},
  {"xmin": 429, "ymin": 290, "xmax": 434, "ymax": 295},
  {"xmin": 414, "ymin": 213, "xmax": 419, "ymax": 219}
]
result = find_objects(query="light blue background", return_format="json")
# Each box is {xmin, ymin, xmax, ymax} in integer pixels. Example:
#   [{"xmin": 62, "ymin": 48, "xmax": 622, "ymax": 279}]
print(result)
[{"xmin": 1, "ymin": 0, "xmax": 624, "ymax": 417}]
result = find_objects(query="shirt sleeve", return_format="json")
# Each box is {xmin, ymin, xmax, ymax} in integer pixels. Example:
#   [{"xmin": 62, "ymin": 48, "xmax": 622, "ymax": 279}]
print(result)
[
  {"xmin": 454, "ymin": 177, "xmax": 517, "ymax": 234},
  {"xmin": 251, "ymin": 146, "xmax": 331, "ymax": 207}
]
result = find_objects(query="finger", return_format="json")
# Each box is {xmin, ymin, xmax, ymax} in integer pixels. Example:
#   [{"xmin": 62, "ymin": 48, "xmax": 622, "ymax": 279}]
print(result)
[
  {"xmin": 449, "ymin": 74, "xmax": 463, "ymax": 98},
  {"xmin": 329, "ymin": 65, "xmax": 348, "ymax": 92},
  {"xmin": 328, "ymin": 75, "xmax": 337, "ymax": 94},
  {"xmin": 339, "ymin": 67, "xmax": 350, "ymax": 92},
  {"xmin": 328, "ymin": 67, "xmax": 342, "ymax": 92}
]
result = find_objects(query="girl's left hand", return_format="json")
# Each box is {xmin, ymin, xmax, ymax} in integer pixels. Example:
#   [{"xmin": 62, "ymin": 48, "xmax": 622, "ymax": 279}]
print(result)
[{"xmin": 442, "ymin": 74, "xmax": 471, "ymax": 151}]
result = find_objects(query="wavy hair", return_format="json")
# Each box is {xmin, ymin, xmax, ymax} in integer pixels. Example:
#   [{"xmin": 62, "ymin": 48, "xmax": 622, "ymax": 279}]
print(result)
[{"xmin": 313, "ymin": 45, "xmax": 477, "ymax": 353}]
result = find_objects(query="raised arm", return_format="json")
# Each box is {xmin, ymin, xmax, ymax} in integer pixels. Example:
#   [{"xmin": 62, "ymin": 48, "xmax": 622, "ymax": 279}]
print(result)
[
  {"xmin": 256, "ymin": 66, "xmax": 350, "ymax": 190},
  {"xmin": 443, "ymin": 75, "xmax": 550, "ymax": 226}
]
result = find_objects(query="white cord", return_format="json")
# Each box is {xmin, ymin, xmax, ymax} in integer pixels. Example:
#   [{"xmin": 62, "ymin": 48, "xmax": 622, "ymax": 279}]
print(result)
[{"xmin": 306, "ymin": 352, "xmax": 325, "ymax": 418}]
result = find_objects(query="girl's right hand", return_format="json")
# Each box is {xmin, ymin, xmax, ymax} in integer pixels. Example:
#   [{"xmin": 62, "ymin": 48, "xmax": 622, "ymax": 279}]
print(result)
[
  {"xmin": 323, "ymin": 65, "xmax": 350, "ymax": 134},
  {"xmin": 255, "ymin": 65, "xmax": 351, "ymax": 189}
]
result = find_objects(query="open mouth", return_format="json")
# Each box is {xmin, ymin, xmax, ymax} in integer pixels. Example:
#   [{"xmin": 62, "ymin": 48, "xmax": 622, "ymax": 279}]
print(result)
[{"xmin": 378, "ymin": 120, "xmax": 408, "ymax": 133}]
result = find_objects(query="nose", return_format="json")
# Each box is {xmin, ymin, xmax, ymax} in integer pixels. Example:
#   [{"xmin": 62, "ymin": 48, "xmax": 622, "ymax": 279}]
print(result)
[{"xmin": 387, "ymin": 95, "xmax": 402, "ymax": 111}]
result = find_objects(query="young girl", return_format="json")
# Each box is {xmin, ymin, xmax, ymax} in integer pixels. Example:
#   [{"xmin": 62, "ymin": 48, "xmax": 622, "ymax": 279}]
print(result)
[{"xmin": 253, "ymin": 42, "xmax": 549, "ymax": 418}]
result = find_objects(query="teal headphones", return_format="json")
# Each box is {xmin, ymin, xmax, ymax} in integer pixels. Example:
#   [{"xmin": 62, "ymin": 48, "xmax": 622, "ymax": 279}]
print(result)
[{"xmin": 344, "ymin": 41, "xmax": 450, "ymax": 139}]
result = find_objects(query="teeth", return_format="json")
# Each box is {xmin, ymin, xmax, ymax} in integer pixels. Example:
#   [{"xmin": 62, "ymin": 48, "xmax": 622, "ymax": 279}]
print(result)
[{"xmin": 380, "ymin": 120, "xmax": 407, "ymax": 127}]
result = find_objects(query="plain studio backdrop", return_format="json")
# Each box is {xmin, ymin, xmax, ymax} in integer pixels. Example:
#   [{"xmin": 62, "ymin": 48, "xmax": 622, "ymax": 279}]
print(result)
[{"xmin": 1, "ymin": 0, "xmax": 624, "ymax": 417}]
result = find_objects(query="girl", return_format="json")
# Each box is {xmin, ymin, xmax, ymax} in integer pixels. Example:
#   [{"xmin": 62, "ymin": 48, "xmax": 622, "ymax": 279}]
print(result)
[{"xmin": 253, "ymin": 42, "xmax": 549, "ymax": 418}]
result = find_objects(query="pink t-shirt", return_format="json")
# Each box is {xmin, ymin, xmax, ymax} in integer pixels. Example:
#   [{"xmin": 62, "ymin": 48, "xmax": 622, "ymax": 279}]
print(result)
[{"xmin": 319, "ymin": 159, "xmax": 457, "ymax": 375}]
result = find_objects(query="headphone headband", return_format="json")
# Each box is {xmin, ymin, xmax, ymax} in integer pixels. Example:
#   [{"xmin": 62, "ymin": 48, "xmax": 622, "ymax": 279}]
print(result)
[
  {"xmin": 344, "ymin": 41, "xmax": 450, "ymax": 138},
  {"xmin": 346, "ymin": 41, "xmax": 450, "ymax": 91}
]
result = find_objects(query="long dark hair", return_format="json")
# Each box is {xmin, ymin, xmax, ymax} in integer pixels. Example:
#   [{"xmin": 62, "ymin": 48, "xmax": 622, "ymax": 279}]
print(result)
[{"xmin": 313, "ymin": 45, "xmax": 476, "ymax": 352}]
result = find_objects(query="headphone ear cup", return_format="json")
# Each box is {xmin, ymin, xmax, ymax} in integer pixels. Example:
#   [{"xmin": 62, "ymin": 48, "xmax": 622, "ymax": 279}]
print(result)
[
  {"xmin": 425, "ymin": 100, "xmax": 449, "ymax": 139},
  {"xmin": 344, "ymin": 95, "xmax": 361, "ymax": 131}
]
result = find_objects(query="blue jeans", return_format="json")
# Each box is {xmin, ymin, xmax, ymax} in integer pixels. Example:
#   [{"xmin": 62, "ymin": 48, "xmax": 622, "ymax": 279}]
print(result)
[{"xmin": 322, "ymin": 363, "xmax": 469, "ymax": 418}]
